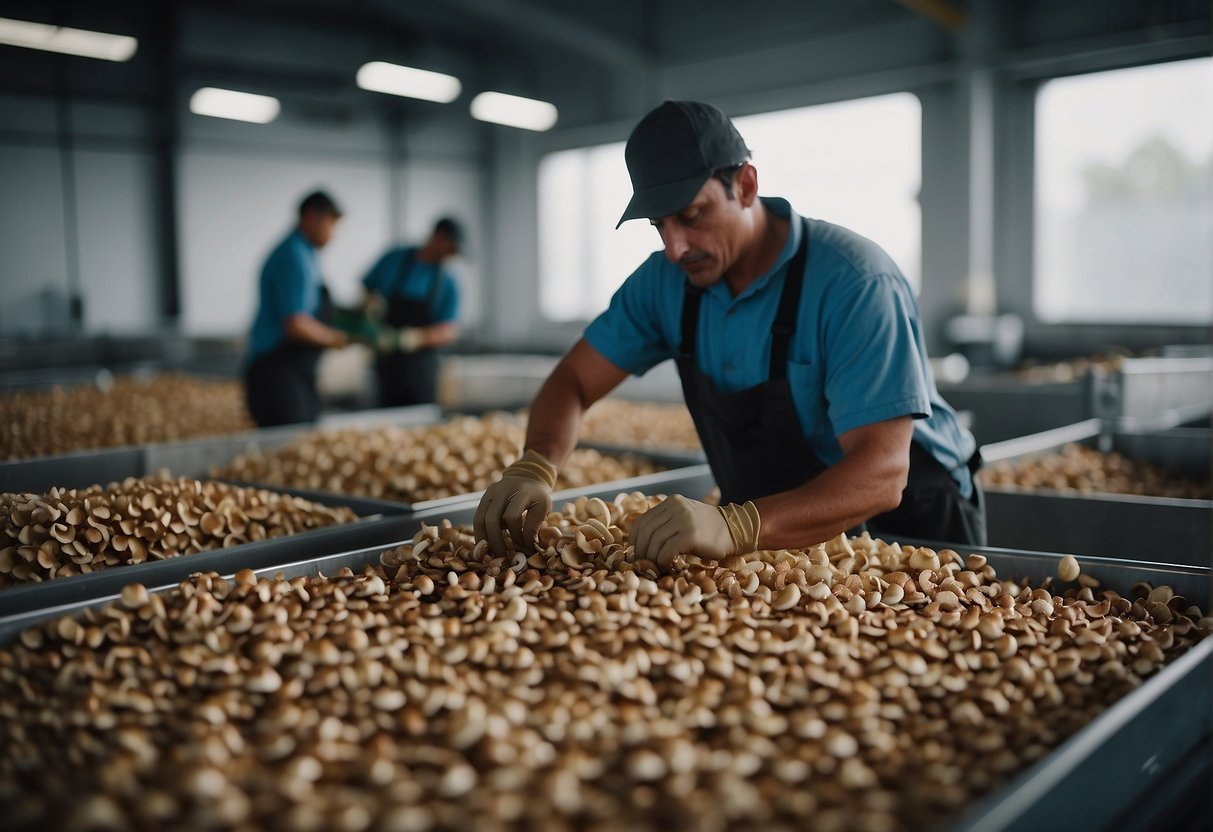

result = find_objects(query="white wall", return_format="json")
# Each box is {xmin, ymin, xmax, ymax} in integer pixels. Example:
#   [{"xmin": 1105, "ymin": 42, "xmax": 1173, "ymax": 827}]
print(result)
[
  {"xmin": 0, "ymin": 95, "xmax": 161, "ymax": 336},
  {"xmin": 0, "ymin": 89, "xmax": 488, "ymax": 341},
  {"xmin": 0, "ymin": 143, "xmax": 69, "ymax": 335},
  {"xmin": 177, "ymin": 147, "xmax": 393, "ymax": 334},
  {"xmin": 75, "ymin": 148, "xmax": 159, "ymax": 331}
]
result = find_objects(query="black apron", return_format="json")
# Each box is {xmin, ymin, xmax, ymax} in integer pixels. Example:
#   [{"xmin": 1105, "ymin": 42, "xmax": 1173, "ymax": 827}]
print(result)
[
  {"xmin": 375, "ymin": 250, "xmax": 442, "ymax": 407},
  {"xmin": 244, "ymin": 285, "xmax": 334, "ymax": 428},
  {"xmin": 675, "ymin": 218, "xmax": 986, "ymax": 546}
]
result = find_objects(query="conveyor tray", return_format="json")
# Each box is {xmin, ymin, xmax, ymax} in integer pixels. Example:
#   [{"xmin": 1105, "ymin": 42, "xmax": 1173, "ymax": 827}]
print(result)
[
  {"xmin": 0, "ymin": 404, "xmax": 443, "ymax": 492},
  {"xmin": 209, "ymin": 443, "xmax": 713, "ymax": 515},
  {"xmin": 0, "ymin": 516, "xmax": 1207, "ymax": 832},
  {"xmin": 0, "ymin": 465, "xmax": 716, "ymax": 618},
  {"xmin": 938, "ymin": 378, "xmax": 1089, "ymax": 446},
  {"xmin": 0, "ymin": 485, "xmax": 410, "ymax": 618},
  {"xmin": 979, "ymin": 423, "xmax": 1212, "ymax": 565}
]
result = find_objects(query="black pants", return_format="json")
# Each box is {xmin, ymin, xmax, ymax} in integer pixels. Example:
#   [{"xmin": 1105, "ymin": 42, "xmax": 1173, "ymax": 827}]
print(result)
[
  {"xmin": 374, "ymin": 351, "xmax": 440, "ymax": 408},
  {"xmin": 866, "ymin": 443, "xmax": 987, "ymax": 547},
  {"xmin": 244, "ymin": 349, "xmax": 322, "ymax": 427}
]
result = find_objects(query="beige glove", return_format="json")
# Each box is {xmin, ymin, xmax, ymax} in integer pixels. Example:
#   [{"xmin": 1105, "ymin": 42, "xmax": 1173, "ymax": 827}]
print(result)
[
  {"xmin": 474, "ymin": 449, "xmax": 557, "ymax": 554},
  {"xmin": 631, "ymin": 495, "xmax": 761, "ymax": 570},
  {"xmin": 376, "ymin": 326, "xmax": 425, "ymax": 354},
  {"xmin": 365, "ymin": 292, "xmax": 387, "ymax": 322},
  {"xmin": 397, "ymin": 327, "xmax": 424, "ymax": 353}
]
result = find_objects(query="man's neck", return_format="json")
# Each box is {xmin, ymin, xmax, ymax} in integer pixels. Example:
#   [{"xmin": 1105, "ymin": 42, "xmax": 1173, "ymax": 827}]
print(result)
[{"xmin": 724, "ymin": 203, "xmax": 790, "ymax": 296}]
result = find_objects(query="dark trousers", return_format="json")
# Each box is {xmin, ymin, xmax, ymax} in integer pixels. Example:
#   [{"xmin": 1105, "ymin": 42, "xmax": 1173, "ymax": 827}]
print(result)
[{"xmin": 244, "ymin": 350, "xmax": 322, "ymax": 427}]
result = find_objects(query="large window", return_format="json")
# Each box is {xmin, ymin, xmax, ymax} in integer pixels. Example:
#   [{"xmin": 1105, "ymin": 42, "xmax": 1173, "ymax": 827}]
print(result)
[
  {"xmin": 539, "ymin": 93, "xmax": 922, "ymax": 321},
  {"xmin": 1034, "ymin": 58, "xmax": 1213, "ymax": 324}
]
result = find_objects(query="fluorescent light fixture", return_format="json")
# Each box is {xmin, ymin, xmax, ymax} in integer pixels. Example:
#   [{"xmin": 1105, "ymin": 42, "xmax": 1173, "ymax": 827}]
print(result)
[
  {"xmin": 189, "ymin": 87, "xmax": 280, "ymax": 124},
  {"xmin": 0, "ymin": 16, "xmax": 137, "ymax": 61},
  {"xmin": 356, "ymin": 61, "xmax": 461, "ymax": 103},
  {"xmin": 470, "ymin": 91, "xmax": 558, "ymax": 132}
]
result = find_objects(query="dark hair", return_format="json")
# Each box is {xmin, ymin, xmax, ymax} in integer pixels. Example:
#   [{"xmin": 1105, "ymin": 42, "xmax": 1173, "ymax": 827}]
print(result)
[
  {"xmin": 712, "ymin": 164, "xmax": 744, "ymax": 199},
  {"xmin": 433, "ymin": 216, "xmax": 464, "ymax": 249},
  {"xmin": 299, "ymin": 190, "xmax": 342, "ymax": 218}
]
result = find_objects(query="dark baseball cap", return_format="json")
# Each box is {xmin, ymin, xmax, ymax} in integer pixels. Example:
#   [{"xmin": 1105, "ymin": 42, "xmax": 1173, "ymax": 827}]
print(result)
[
  {"xmin": 616, "ymin": 100, "xmax": 751, "ymax": 228},
  {"xmin": 299, "ymin": 190, "xmax": 343, "ymax": 218}
]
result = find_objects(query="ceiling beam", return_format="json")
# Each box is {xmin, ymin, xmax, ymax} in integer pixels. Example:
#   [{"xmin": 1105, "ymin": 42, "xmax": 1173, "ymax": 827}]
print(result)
[
  {"xmin": 384, "ymin": 0, "xmax": 650, "ymax": 70},
  {"xmin": 893, "ymin": 0, "xmax": 968, "ymax": 33}
]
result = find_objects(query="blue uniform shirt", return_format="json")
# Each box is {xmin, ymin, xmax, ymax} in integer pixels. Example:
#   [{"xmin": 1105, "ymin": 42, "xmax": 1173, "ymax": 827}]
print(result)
[
  {"xmin": 361, "ymin": 246, "xmax": 460, "ymax": 323},
  {"xmin": 247, "ymin": 230, "xmax": 324, "ymax": 363},
  {"xmin": 584, "ymin": 197, "xmax": 978, "ymax": 497}
]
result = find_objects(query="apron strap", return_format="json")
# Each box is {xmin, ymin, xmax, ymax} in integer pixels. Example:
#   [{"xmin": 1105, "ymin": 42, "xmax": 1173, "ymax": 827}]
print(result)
[
  {"xmin": 678, "ymin": 285, "xmax": 705, "ymax": 360},
  {"xmin": 392, "ymin": 248, "xmax": 418, "ymax": 297},
  {"xmin": 768, "ymin": 218, "xmax": 810, "ymax": 381},
  {"xmin": 424, "ymin": 262, "xmax": 444, "ymax": 310},
  {"xmin": 678, "ymin": 216, "xmax": 811, "ymax": 377}
]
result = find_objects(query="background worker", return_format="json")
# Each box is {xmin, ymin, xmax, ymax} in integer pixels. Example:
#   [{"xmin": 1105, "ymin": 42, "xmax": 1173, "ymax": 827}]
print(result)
[
  {"xmin": 244, "ymin": 190, "xmax": 348, "ymax": 427},
  {"xmin": 475, "ymin": 100, "xmax": 984, "ymax": 567},
  {"xmin": 361, "ymin": 217, "xmax": 463, "ymax": 407}
]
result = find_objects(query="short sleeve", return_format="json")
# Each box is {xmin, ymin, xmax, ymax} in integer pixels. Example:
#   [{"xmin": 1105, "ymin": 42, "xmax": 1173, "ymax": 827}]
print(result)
[
  {"xmin": 361, "ymin": 251, "xmax": 396, "ymax": 295},
  {"xmin": 583, "ymin": 257, "xmax": 677, "ymax": 376},
  {"xmin": 822, "ymin": 273, "xmax": 932, "ymax": 436},
  {"xmin": 269, "ymin": 246, "xmax": 312, "ymax": 318}
]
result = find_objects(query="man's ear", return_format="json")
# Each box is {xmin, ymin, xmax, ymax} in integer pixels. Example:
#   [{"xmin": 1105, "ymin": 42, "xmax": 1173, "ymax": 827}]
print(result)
[{"xmin": 736, "ymin": 163, "xmax": 759, "ymax": 207}]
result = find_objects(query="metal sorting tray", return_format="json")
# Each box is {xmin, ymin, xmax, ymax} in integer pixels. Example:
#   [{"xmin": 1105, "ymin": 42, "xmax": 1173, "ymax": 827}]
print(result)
[
  {"xmin": 207, "ymin": 437, "xmax": 715, "ymax": 515},
  {"xmin": 578, "ymin": 440, "xmax": 706, "ymax": 466},
  {"xmin": 1090, "ymin": 356, "xmax": 1213, "ymax": 432},
  {"xmin": 0, "ymin": 405, "xmax": 444, "ymax": 493},
  {"xmin": 0, "ymin": 465, "xmax": 717, "ymax": 620},
  {"xmin": 0, "ymin": 512, "xmax": 1207, "ymax": 832},
  {"xmin": 979, "ymin": 423, "xmax": 1212, "ymax": 565},
  {"xmin": 0, "ymin": 487, "xmax": 412, "ymax": 619},
  {"xmin": 937, "ymin": 377, "xmax": 1088, "ymax": 446},
  {"xmin": 145, "ymin": 404, "xmax": 443, "ymax": 480}
]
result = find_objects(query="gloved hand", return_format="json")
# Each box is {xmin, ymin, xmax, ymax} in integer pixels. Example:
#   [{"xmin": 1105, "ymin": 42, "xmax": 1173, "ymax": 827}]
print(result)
[
  {"xmin": 631, "ymin": 495, "xmax": 762, "ymax": 570},
  {"xmin": 474, "ymin": 449, "xmax": 558, "ymax": 554},
  {"xmin": 330, "ymin": 305, "xmax": 374, "ymax": 337},
  {"xmin": 364, "ymin": 292, "xmax": 387, "ymax": 323},
  {"xmin": 374, "ymin": 326, "xmax": 425, "ymax": 354}
]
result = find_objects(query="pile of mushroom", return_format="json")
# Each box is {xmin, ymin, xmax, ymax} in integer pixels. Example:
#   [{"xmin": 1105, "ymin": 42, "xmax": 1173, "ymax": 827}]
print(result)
[
  {"xmin": 2, "ymin": 492, "xmax": 1206, "ymax": 830},
  {"xmin": 980, "ymin": 443, "xmax": 1210, "ymax": 500},
  {"xmin": 1, "ymin": 375, "xmax": 254, "ymax": 460},
  {"xmin": 0, "ymin": 476, "xmax": 357, "ymax": 587},
  {"xmin": 214, "ymin": 414, "xmax": 663, "ymax": 503}
]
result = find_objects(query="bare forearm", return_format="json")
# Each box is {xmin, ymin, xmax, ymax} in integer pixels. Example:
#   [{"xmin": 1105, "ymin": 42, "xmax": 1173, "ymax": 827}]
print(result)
[
  {"xmin": 285, "ymin": 314, "xmax": 347, "ymax": 349},
  {"xmin": 523, "ymin": 339, "xmax": 629, "ymax": 469},
  {"xmin": 524, "ymin": 364, "xmax": 589, "ymax": 468},
  {"xmin": 420, "ymin": 322, "xmax": 459, "ymax": 348},
  {"xmin": 753, "ymin": 421, "xmax": 912, "ymax": 550}
]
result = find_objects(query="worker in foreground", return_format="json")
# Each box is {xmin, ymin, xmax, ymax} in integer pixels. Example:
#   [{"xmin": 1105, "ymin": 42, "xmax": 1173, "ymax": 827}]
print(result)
[
  {"xmin": 244, "ymin": 190, "xmax": 349, "ymax": 427},
  {"xmin": 475, "ymin": 100, "xmax": 984, "ymax": 567}
]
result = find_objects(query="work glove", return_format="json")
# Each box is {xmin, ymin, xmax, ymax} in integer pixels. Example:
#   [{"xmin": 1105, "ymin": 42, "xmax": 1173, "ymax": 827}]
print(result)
[
  {"xmin": 474, "ymin": 449, "xmax": 558, "ymax": 555},
  {"xmin": 364, "ymin": 292, "xmax": 387, "ymax": 323},
  {"xmin": 375, "ymin": 326, "xmax": 425, "ymax": 354},
  {"xmin": 631, "ymin": 495, "xmax": 761, "ymax": 570}
]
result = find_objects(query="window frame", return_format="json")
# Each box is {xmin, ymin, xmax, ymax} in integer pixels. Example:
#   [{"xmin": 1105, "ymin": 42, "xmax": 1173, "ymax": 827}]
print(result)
[
  {"xmin": 996, "ymin": 54, "xmax": 1213, "ymax": 354},
  {"xmin": 535, "ymin": 91, "xmax": 926, "ymax": 325}
]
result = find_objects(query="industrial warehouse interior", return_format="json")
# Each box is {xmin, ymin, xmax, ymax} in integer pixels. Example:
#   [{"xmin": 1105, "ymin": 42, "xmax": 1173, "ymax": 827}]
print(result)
[{"xmin": 1, "ymin": 0, "xmax": 1211, "ymax": 829}]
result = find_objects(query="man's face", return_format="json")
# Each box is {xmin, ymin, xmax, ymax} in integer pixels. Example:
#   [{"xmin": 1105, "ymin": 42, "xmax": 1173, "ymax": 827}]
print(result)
[
  {"xmin": 302, "ymin": 211, "xmax": 340, "ymax": 248},
  {"xmin": 435, "ymin": 232, "xmax": 459, "ymax": 261},
  {"xmin": 649, "ymin": 171, "xmax": 750, "ymax": 289}
]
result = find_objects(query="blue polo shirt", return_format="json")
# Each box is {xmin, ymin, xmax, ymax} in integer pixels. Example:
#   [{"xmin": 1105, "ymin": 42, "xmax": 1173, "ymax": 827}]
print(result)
[
  {"xmin": 584, "ymin": 197, "xmax": 977, "ymax": 496},
  {"xmin": 247, "ymin": 230, "xmax": 324, "ymax": 363},
  {"xmin": 361, "ymin": 246, "xmax": 460, "ymax": 323}
]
